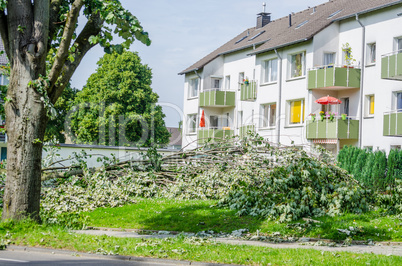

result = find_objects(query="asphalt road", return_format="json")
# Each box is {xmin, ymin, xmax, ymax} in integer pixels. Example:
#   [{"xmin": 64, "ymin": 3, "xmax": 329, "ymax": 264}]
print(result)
[{"xmin": 0, "ymin": 246, "xmax": 223, "ymax": 266}]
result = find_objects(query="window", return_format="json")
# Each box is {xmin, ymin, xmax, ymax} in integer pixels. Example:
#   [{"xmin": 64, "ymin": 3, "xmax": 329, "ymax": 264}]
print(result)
[
  {"xmin": 323, "ymin": 52, "xmax": 335, "ymax": 66},
  {"xmin": 289, "ymin": 52, "xmax": 305, "ymax": 78},
  {"xmin": 367, "ymin": 43, "xmax": 376, "ymax": 64},
  {"xmin": 238, "ymin": 72, "xmax": 245, "ymax": 90},
  {"xmin": 222, "ymin": 113, "xmax": 230, "ymax": 128},
  {"xmin": 237, "ymin": 111, "xmax": 243, "ymax": 128},
  {"xmin": 394, "ymin": 92, "xmax": 402, "ymax": 111},
  {"xmin": 211, "ymin": 78, "xmax": 221, "ymax": 90},
  {"xmin": 343, "ymin": 50, "xmax": 351, "ymax": 65},
  {"xmin": 288, "ymin": 99, "xmax": 305, "ymax": 125},
  {"xmin": 364, "ymin": 146, "xmax": 373, "ymax": 152},
  {"xmin": 225, "ymin": 75, "xmax": 230, "ymax": 90},
  {"xmin": 210, "ymin": 115, "xmax": 218, "ymax": 129},
  {"xmin": 263, "ymin": 58, "xmax": 278, "ymax": 83},
  {"xmin": 260, "ymin": 103, "xmax": 276, "ymax": 128},
  {"xmin": 0, "ymin": 74, "xmax": 9, "ymax": 86},
  {"xmin": 188, "ymin": 78, "xmax": 199, "ymax": 98},
  {"xmin": 187, "ymin": 114, "xmax": 197, "ymax": 134},
  {"xmin": 395, "ymin": 37, "xmax": 402, "ymax": 52},
  {"xmin": 391, "ymin": 145, "xmax": 401, "ymax": 150},
  {"xmin": 365, "ymin": 95, "xmax": 375, "ymax": 116},
  {"xmin": 340, "ymin": 97, "xmax": 350, "ymax": 116}
]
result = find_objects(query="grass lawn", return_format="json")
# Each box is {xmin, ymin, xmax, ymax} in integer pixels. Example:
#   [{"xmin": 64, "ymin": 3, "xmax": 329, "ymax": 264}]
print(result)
[
  {"xmin": 85, "ymin": 198, "xmax": 402, "ymax": 242},
  {"xmin": 0, "ymin": 220, "xmax": 401, "ymax": 266}
]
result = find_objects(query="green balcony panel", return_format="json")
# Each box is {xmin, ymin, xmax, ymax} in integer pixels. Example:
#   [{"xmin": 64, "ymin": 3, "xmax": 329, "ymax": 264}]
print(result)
[
  {"xmin": 306, "ymin": 119, "xmax": 359, "ymax": 140},
  {"xmin": 199, "ymin": 91, "xmax": 235, "ymax": 107},
  {"xmin": 240, "ymin": 81, "xmax": 257, "ymax": 101},
  {"xmin": 383, "ymin": 112, "xmax": 402, "ymax": 136},
  {"xmin": 307, "ymin": 67, "xmax": 360, "ymax": 89},
  {"xmin": 239, "ymin": 125, "xmax": 255, "ymax": 137},
  {"xmin": 381, "ymin": 53, "xmax": 402, "ymax": 80},
  {"xmin": 197, "ymin": 129, "xmax": 234, "ymax": 145}
]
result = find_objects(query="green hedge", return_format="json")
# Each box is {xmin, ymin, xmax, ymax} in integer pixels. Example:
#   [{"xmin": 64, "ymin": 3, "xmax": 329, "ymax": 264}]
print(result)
[{"xmin": 337, "ymin": 146, "xmax": 402, "ymax": 191}]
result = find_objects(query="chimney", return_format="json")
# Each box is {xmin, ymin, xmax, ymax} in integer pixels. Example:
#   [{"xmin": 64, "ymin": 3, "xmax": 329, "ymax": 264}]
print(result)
[
  {"xmin": 289, "ymin": 14, "xmax": 292, "ymax": 27},
  {"xmin": 256, "ymin": 2, "xmax": 271, "ymax": 29}
]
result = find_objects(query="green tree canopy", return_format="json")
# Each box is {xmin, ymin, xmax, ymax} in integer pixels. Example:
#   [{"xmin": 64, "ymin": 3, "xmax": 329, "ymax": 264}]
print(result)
[{"xmin": 69, "ymin": 51, "xmax": 170, "ymax": 147}]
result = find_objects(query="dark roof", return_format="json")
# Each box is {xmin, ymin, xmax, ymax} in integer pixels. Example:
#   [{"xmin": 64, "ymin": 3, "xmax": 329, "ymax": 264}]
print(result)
[
  {"xmin": 179, "ymin": 0, "xmax": 402, "ymax": 75},
  {"xmin": 167, "ymin": 127, "xmax": 182, "ymax": 146},
  {"xmin": 0, "ymin": 37, "xmax": 8, "ymax": 66}
]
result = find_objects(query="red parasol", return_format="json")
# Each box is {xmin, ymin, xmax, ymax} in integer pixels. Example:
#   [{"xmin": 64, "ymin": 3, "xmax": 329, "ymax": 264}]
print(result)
[
  {"xmin": 199, "ymin": 110, "xmax": 205, "ymax": 127},
  {"xmin": 315, "ymin": 95, "xmax": 342, "ymax": 105}
]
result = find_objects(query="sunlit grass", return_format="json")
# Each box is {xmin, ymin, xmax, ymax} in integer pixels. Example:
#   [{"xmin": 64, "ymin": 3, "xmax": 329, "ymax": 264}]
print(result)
[
  {"xmin": 0, "ymin": 220, "xmax": 401, "ymax": 266},
  {"xmin": 85, "ymin": 198, "xmax": 402, "ymax": 242}
]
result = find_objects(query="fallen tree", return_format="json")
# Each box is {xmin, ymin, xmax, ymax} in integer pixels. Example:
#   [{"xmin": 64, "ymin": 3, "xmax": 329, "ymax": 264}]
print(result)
[{"xmin": 38, "ymin": 134, "xmax": 378, "ymax": 223}]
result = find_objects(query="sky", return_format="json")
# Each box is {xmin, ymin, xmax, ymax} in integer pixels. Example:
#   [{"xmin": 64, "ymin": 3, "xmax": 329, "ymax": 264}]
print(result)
[{"xmin": 70, "ymin": 0, "xmax": 328, "ymax": 127}]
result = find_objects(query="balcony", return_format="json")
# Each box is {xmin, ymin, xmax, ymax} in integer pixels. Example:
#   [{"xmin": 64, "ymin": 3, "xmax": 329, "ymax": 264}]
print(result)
[
  {"xmin": 240, "ymin": 81, "xmax": 257, "ymax": 101},
  {"xmin": 307, "ymin": 65, "xmax": 361, "ymax": 90},
  {"xmin": 197, "ymin": 128, "xmax": 234, "ymax": 145},
  {"xmin": 239, "ymin": 124, "xmax": 255, "ymax": 138},
  {"xmin": 381, "ymin": 51, "xmax": 402, "ymax": 80},
  {"xmin": 199, "ymin": 89, "xmax": 235, "ymax": 107},
  {"xmin": 306, "ymin": 118, "xmax": 359, "ymax": 140},
  {"xmin": 383, "ymin": 111, "xmax": 402, "ymax": 136}
]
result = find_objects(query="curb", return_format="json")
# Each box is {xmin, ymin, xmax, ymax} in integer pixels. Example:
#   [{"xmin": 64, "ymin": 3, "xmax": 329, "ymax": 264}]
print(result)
[{"xmin": 6, "ymin": 245, "xmax": 236, "ymax": 266}]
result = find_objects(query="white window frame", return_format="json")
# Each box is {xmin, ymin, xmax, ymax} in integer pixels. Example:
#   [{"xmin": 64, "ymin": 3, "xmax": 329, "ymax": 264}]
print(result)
[
  {"xmin": 188, "ymin": 78, "xmax": 199, "ymax": 98},
  {"xmin": 392, "ymin": 91, "xmax": 402, "ymax": 112},
  {"xmin": 260, "ymin": 103, "xmax": 276, "ymax": 129},
  {"xmin": 366, "ymin": 43, "xmax": 376, "ymax": 65},
  {"xmin": 211, "ymin": 78, "xmax": 222, "ymax": 90},
  {"xmin": 237, "ymin": 111, "xmax": 243, "ymax": 128},
  {"xmin": 238, "ymin": 72, "xmax": 245, "ymax": 90},
  {"xmin": 365, "ymin": 94, "xmax": 375, "ymax": 117},
  {"xmin": 288, "ymin": 51, "xmax": 306, "ymax": 79},
  {"xmin": 262, "ymin": 58, "xmax": 278, "ymax": 84},
  {"xmin": 187, "ymin": 114, "xmax": 198, "ymax": 134},
  {"xmin": 287, "ymin": 98, "xmax": 305, "ymax": 126},
  {"xmin": 323, "ymin": 52, "xmax": 335, "ymax": 66},
  {"xmin": 225, "ymin": 75, "xmax": 230, "ymax": 91},
  {"xmin": 394, "ymin": 36, "xmax": 402, "ymax": 53}
]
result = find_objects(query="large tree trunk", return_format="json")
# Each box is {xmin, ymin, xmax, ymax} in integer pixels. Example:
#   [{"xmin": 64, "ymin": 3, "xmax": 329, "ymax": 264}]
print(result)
[
  {"xmin": 1, "ymin": 59, "xmax": 48, "ymax": 221},
  {"xmin": 1, "ymin": 0, "xmax": 49, "ymax": 221}
]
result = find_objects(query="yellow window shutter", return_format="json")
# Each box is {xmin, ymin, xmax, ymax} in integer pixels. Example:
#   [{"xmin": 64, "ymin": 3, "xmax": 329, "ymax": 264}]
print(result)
[
  {"xmin": 291, "ymin": 100, "xmax": 301, "ymax": 123},
  {"xmin": 370, "ymin": 96, "xmax": 375, "ymax": 115}
]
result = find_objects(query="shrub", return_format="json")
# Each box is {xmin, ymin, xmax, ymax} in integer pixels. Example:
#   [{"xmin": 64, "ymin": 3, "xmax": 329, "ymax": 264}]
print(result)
[{"xmin": 387, "ymin": 149, "xmax": 402, "ymax": 183}]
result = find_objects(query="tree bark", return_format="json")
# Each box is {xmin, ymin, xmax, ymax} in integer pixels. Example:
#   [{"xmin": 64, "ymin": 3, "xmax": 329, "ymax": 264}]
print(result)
[
  {"xmin": 1, "ymin": 0, "xmax": 48, "ymax": 221},
  {"xmin": 2, "ymin": 63, "xmax": 48, "ymax": 221}
]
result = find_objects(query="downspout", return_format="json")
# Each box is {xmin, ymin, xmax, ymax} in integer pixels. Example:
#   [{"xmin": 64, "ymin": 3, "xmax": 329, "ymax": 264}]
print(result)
[
  {"xmin": 356, "ymin": 14, "xmax": 365, "ymax": 148},
  {"xmin": 274, "ymin": 49, "xmax": 282, "ymax": 145},
  {"xmin": 195, "ymin": 70, "xmax": 202, "ymax": 148}
]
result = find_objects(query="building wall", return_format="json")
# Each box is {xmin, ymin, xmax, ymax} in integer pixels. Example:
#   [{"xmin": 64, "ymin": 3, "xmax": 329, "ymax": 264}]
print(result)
[{"xmin": 182, "ymin": 5, "xmax": 402, "ymax": 153}]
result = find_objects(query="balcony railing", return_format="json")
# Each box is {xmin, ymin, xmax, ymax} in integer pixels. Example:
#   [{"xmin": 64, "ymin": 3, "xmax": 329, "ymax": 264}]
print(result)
[
  {"xmin": 240, "ymin": 81, "xmax": 257, "ymax": 101},
  {"xmin": 381, "ymin": 51, "xmax": 402, "ymax": 80},
  {"xmin": 197, "ymin": 127, "xmax": 234, "ymax": 145},
  {"xmin": 199, "ymin": 89, "xmax": 236, "ymax": 107},
  {"xmin": 239, "ymin": 124, "xmax": 255, "ymax": 138},
  {"xmin": 306, "ymin": 117, "xmax": 359, "ymax": 140},
  {"xmin": 383, "ymin": 110, "xmax": 402, "ymax": 136},
  {"xmin": 307, "ymin": 65, "xmax": 361, "ymax": 90}
]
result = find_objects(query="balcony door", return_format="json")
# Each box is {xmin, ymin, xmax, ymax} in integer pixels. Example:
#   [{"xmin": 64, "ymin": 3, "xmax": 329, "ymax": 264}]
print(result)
[{"xmin": 340, "ymin": 97, "xmax": 349, "ymax": 116}]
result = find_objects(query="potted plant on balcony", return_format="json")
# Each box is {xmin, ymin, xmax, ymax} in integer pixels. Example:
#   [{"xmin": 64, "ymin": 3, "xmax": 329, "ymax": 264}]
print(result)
[
  {"xmin": 341, "ymin": 113, "xmax": 347, "ymax": 120},
  {"xmin": 342, "ymin": 43, "xmax": 356, "ymax": 67},
  {"xmin": 243, "ymin": 77, "xmax": 249, "ymax": 85},
  {"xmin": 309, "ymin": 113, "xmax": 317, "ymax": 122},
  {"xmin": 320, "ymin": 111, "xmax": 325, "ymax": 121}
]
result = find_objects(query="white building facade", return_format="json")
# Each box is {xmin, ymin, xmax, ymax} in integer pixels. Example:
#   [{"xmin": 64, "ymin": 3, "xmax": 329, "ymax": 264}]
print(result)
[{"xmin": 180, "ymin": 0, "xmax": 402, "ymax": 153}]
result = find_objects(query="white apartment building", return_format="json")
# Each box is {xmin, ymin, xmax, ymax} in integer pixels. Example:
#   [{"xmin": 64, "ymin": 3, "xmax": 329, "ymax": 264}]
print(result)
[{"xmin": 180, "ymin": 0, "xmax": 402, "ymax": 153}]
